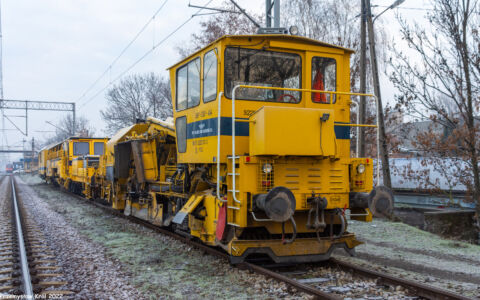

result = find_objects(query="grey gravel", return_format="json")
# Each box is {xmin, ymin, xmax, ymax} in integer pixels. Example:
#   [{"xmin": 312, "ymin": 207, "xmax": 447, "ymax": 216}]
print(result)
[
  {"xmin": 15, "ymin": 177, "xmax": 144, "ymax": 300},
  {"xmin": 18, "ymin": 175, "xmax": 313, "ymax": 299}
]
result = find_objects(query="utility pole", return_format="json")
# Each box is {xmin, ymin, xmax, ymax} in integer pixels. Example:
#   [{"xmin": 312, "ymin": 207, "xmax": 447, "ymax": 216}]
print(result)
[
  {"xmin": 0, "ymin": 0, "xmax": 3, "ymax": 105},
  {"xmin": 365, "ymin": 0, "xmax": 392, "ymax": 188},
  {"xmin": 274, "ymin": 0, "xmax": 280, "ymax": 28},
  {"xmin": 265, "ymin": 0, "xmax": 271, "ymax": 27},
  {"xmin": 264, "ymin": 0, "xmax": 280, "ymax": 28},
  {"xmin": 0, "ymin": 0, "xmax": 7, "ymax": 164},
  {"xmin": 357, "ymin": 0, "xmax": 367, "ymax": 158},
  {"xmin": 72, "ymin": 102, "xmax": 76, "ymax": 136}
]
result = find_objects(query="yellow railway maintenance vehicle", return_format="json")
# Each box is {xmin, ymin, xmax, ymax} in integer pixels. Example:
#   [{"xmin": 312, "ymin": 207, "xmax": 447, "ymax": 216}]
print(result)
[
  {"xmin": 40, "ymin": 34, "xmax": 393, "ymax": 264},
  {"xmin": 41, "ymin": 137, "xmax": 108, "ymax": 193},
  {"xmin": 38, "ymin": 147, "xmax": 47, "ymax": 179},
  {"xmin": 106, "ymin": 34, "xmax": 393, "ymax": 264},
  {"xmin": 164, "ymin": 34, "xmax": 394, "ymax": 263},
  {"xmin": 41, "ymin": 141, "xmax": 65, "ymax": 184},
  {"xmin": 91, "ymin": 117, "xmax": 177, "ymax": 215},
  {"xmin": 23, "ymin": 156, "xmax": 38, "ymax": 174}
]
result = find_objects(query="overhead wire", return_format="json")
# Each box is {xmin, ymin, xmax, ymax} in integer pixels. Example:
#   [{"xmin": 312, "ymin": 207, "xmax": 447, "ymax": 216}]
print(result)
[
  {"xmin": 76, "ymin": 0, "xmax": 169, "ymax": 104},
  {"xmin": 78, "ymin": 0, "xmax": 215, "ymax": 110},
  {"xmin": 373, "ymin": 5, "xmax": 432, "ymax": 11},
  {"xmin": 373, "ymin": 5, "xmax": 479, "ymax": 13}
]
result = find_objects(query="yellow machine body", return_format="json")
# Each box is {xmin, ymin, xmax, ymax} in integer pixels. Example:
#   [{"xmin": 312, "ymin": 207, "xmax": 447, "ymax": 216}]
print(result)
[
  {"xmin": 38, "ymin": 149, "xmax": 47, "ymax": 178},
  {"xmin": 166, "ymin": 34, "xmax": 375, "ymax": 263},
  {"xmin": 249, "ymin": 106, "xmax": 336, "ymax": 156},
  {"xmin": 42, "ymin": 137, "xmax": 108, "ymax": 189},
  {"xmin": 40, "ymin": 34, "xmax": 380, "ymax": 264}
]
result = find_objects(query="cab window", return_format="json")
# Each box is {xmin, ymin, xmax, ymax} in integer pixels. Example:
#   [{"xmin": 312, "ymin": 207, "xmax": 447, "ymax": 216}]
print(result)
[
  {"xmin": 94, "ymin": 142, "xmax": 104, "ymax": 155},
  {"xmin": 224, "ymin": 48, "xmax": 301, "ymax": 103},
  {"xmin": 203, "ymin": 50, "xmax": 217, "ymax": 102},
  {"xmin": 73, "ymin": 142, "xmax": 89, "ymax": 156},
  {"xmin": 312, "ymin": 57, "xmax": 336, "ymax": 103},
  {"xmin": 176, "ymin": 116, "xmax": 187, "ymax": 153},
  {"xmin": 176, "ymin": 58, "xmax": 201, "ymax": 110}
]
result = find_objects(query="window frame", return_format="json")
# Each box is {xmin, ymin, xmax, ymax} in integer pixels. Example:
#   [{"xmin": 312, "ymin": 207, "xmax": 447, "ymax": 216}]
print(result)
[
  {"xmin": 203, "ymin": 49, "xmax": 218, "ymax": 103},
  {"xmin": 175, "ymin": 116, "xmax": 187, "ymax": 153},
  {"xmin": 175, "ymin": 57, "xmax": 201, "ymax": 111},
  {"xmin": 73, "ymin": 142, "xmax": 89, "ymax": 156},
  {"xmin": 223, "ymin": 47, "xmax": 303, "ymax": 103},
  {"xmin": 311, "ymin": 56, "xmax": 337, "ymax": 104},
  {"xmin": 93, "ymin": 142, "xmax": 105, "ymax": 156}
]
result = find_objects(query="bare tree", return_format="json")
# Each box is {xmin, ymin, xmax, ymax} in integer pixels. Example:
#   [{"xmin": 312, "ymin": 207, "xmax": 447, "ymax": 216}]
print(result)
[
  {"xmin": 43, "ymin": 114, "xmax": 95, "ymax": 145},
  {"xmin": 101, "ymin": 72, "xmax": 172, "ymax": 134},
  {"xmin": 177, "ymin": 1, "xmax": 258, "ymax": 57},
  {"xmin": 283, "ymin": 0, "xmax": 387, "ymax": 90},
  {"xmin": 389, "ymin": 0, "xmax": 480, "ymax": 241}
]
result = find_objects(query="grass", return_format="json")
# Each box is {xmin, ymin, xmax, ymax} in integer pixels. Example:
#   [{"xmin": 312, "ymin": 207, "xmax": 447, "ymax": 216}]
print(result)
[{"xmin": 20, "ymin": 175, "xmax": 285, "ymax": 299}]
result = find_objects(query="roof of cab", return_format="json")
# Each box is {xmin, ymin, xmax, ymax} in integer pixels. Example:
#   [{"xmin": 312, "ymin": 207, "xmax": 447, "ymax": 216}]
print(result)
[
  {"xmin": 40, "ymin": 137, "xmax": 108, "ymax": 151},
  {"xmin": 68, "ymin": 137, "xmax": 108, "ymax": 140},
  {"xmin": 167, "ymin": 34, "xmax": 354, "ymax": 70}
]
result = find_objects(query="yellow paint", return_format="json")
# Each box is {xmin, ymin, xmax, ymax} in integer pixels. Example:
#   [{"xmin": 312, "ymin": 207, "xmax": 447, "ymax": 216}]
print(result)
[
  {"xmin": 249, "ymin": 106, "xmax": 336, "ymax": 156},
  {"xmin": 42, "ymin": 34, "xmax": 378, "ymax": 263},
  {"xmin": 228, "ymin": 233, "xmax": 362, "ymax": 258},
  {"xmin": 163, "ymin": 34, "xmax": 376, "ymax": 259}
]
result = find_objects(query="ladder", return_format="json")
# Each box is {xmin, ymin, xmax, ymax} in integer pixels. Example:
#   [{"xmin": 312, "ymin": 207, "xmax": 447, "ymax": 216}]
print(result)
[{"xmin": 227, "ymin": 155, "xmax": 241, "ymax": 227}]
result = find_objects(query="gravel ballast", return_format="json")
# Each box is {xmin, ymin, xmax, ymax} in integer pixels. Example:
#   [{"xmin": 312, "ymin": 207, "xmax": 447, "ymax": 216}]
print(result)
[
  {"xmin": 16, "ymin": 177, "xmax": 144, "ymax": 299},
  {"xmin": 18, "ymin": 175, "xmax": 306, "ymax": 299},
  {"xmin": 18, "ymin": 174, "xmax": 480, "ymax": 299},
  {"xmin": 334, "ymin": 218, "xmax": 480, "ymax": 298}
]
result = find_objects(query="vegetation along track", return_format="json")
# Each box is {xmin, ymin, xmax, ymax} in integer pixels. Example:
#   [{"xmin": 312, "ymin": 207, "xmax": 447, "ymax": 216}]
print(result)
[
  {"xmin": 0, "ymin": 175, "xmax": 72, "ymax": 298},
  {"xmin": 59, "ymin": 186, "xmax": 470, "ymax": 300}
]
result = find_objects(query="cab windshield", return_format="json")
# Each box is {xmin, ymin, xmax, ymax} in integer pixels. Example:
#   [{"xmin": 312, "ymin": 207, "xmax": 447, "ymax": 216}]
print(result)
[{"xmin": 224, "ymin": 48, "xmax": 301, "ymax": 103}]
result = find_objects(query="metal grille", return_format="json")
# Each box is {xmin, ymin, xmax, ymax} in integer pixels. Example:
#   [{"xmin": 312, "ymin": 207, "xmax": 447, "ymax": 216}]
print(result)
[{"xmin": 257, "ymin": 160, "xmax": 274, "ymax": 192}]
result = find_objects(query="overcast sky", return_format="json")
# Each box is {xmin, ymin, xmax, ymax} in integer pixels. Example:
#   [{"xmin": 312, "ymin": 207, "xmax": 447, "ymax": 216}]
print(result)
[{"xmin": 0, "ymin": 0, "xmax": 429, "ymax": 162}]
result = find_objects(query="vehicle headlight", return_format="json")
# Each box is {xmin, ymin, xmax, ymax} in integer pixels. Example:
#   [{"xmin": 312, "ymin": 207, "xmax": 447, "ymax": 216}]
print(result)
[
  {"xmin": 289, "ymin": 25, "xmax": 299, "ymax": 35},
  {"xmin": 262, "ymin": 163, "xmax": 273, "ymax": 174},
  {"xmin": 357, "ymin": 164, "xmax": 366, "ymax": 174}
]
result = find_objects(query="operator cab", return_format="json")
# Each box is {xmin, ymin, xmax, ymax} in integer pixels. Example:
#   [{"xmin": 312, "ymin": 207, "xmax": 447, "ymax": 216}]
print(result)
[{"xmin": 168, "ymin": 34, "xmax": 353, "ymax": 164}]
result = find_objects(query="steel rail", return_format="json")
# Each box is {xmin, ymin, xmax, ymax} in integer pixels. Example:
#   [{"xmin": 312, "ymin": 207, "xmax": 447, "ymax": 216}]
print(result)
[
  {"xmin": 60, "ymin": 189, "xmax": 468, "ymax": 300},
  {"xmin": 124, "ymin": 216, "xmax": 340, "ymax": 299},
  {"xmin": 330, "ymin": 258, "xmax": 471, "ymax": 300},
  {"xmin": 11, "ymin": 176, "xmax": 34, "ymax": 298},
  {"xmin": 241, "ymin": 262, "xmax": 341, "ymax": 300},
  {"xmin": 62, "ymin": 191, "xmax": 338, "ymax": 299}
]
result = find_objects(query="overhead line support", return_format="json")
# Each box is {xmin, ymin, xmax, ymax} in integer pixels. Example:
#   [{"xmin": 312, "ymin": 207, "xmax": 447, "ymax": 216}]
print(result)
[{"xmin": 0, "ymin": 99, "xmax": 75, "ymax": 136}]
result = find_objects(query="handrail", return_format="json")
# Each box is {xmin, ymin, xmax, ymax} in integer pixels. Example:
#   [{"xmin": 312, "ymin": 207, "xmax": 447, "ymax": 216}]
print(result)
[
  {"xmin": 231, "ymin": 85, "xmax": 380, "ymax": 186},
  {"xmin": 231, "ymin": 86, "xmax": 242, "ymax": 204},
  {"xmin": 216, "ymin": 91, "xmax": 226, "ymax": 203},
  {"xmin": 335, "ymin": 123, "xmax": 377, "ymax": 128}
]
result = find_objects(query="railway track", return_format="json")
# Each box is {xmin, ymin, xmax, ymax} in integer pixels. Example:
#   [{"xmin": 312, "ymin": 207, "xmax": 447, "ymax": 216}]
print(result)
[
  {"xmin": 59, "ymin": 187, "xmax": 470, "ymax": 300},
  {"xmin": 0, "ymin": 175, "xmax": 72, "ymax": 298}
]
